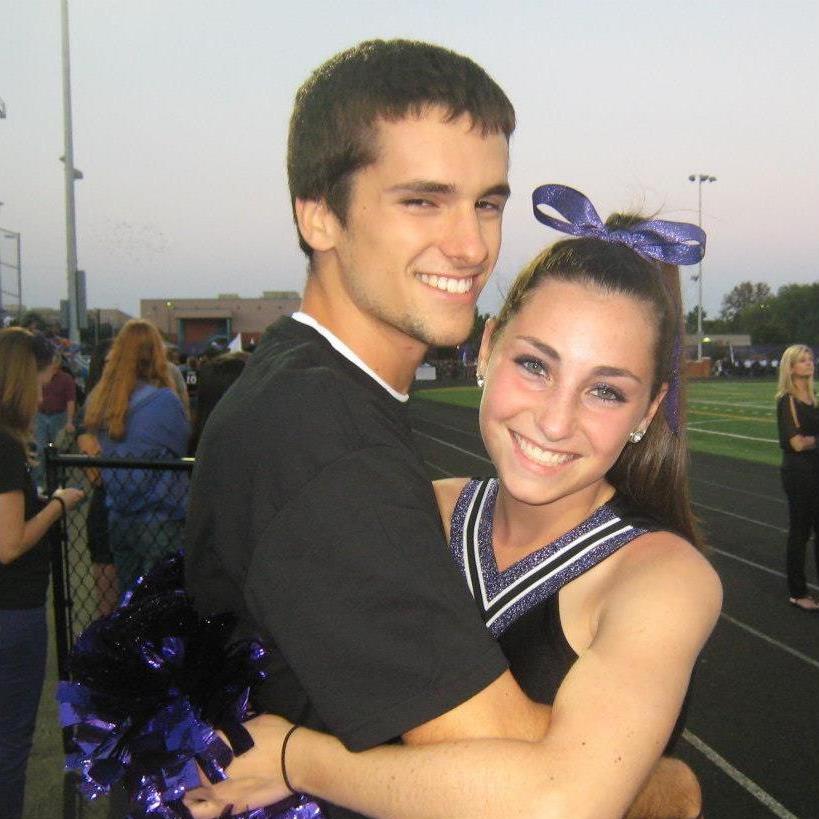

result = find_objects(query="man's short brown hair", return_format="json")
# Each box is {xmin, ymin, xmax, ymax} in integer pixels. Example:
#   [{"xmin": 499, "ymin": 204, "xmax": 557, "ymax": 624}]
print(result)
[{"xmin": 288, "ymin": 39, "xmax": 515, "ymax": 256}]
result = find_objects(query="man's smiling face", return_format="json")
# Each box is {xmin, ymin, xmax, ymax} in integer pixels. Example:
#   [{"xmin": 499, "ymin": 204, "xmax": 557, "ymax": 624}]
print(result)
[{"xmin": 325, "ymin": 107, "xmax": 510, "ymax": 349}]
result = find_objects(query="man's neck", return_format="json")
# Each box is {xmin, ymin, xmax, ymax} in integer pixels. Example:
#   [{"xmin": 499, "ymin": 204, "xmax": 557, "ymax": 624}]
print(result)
[{"xmin": 301, "ymin": 275, "xmax": 427, "ymax": 394}]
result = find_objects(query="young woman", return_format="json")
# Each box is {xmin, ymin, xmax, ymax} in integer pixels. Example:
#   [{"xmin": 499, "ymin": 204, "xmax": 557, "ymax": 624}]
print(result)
[
  {"xmin": 0, "ymin": 328, "xmax": 85, "ymax": 819},
  {"xmin": 775, "ymin": 344, "xmax": 819, "ymax": 611},
  {"xmin": 84, "ymin": 319, "xmax": 190, "ymax": 596},
  {"xmin": 75, "ymin": 338, "xmax": 118, "ymax": 616}
]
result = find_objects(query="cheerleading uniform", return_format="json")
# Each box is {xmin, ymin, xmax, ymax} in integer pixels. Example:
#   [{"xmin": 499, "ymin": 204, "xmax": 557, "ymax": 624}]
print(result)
[{"xmin": 449, "ymin": 479, "xmax": 690, "ymax": 714}]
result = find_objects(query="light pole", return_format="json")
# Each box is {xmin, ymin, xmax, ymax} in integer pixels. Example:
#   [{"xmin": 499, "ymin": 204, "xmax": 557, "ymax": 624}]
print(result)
[
  {"xmin": 61, "ymin": 0, "xmax": 83, "ymax": 343},
  {"xmin": 688, "ymin": 174, "xmax": 716, "ymax": 361},
  {"xmin": 0, "ymin": 229, "xmax": 22, "ymax": 321}
]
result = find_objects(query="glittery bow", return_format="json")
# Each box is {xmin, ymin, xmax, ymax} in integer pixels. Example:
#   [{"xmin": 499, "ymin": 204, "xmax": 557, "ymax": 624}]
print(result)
[{"xmin": 532, "ymin": 184, "xmax": 706, "ymax": 266}]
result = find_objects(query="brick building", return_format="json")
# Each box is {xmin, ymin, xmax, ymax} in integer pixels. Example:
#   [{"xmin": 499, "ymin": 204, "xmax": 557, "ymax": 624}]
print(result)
[{"xmin": 140, "ymin": 291, "xmax": 301, "ymax": 353}]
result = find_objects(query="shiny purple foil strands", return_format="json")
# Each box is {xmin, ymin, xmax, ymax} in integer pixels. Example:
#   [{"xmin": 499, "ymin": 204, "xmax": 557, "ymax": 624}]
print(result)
[{"xmin": 56, "ymin": 552, "xmax": 325, "ymax": 818}]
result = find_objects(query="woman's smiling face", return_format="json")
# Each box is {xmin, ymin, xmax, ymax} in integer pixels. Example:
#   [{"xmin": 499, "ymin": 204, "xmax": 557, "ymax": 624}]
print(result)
[{"xmin": 478, "ymin": 278, "xmax": 667, "ymax": 509}]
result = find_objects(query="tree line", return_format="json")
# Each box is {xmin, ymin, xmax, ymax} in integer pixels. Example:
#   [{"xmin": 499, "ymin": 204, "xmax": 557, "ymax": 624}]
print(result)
[{"xmin": 685, "ymin": 281, "xmax": 819, "ymax": 345}]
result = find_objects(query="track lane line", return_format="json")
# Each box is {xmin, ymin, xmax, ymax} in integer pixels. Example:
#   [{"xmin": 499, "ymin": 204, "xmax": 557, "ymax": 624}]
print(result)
[
  {"xmin": 710, "ymin": 548, "xmax": 819, "ymax": 592},
  {"xmin": 415, "ymin": 431, "xmax": 492, "ymax": 464},
  {"xmin": 424, "ymin": 460, "xmax": 455, "ymax": 477},
  {"xmin": 687, "ymin": 427, "xmax": 777, "ymax": 443},
  {"xmin": 718, "ymin": 613, "xmax": 819, "ymax": 670},
  {"xmin": 691, "ymin": 477, "xmax": 785, "ymax": 505},
  {"xmin": 682, "ymin": 731, "xmax": 799, "ymax": 819},
  {"xmin": 693, "ymin": 501, "xmax": 786, "ymax": 532}
]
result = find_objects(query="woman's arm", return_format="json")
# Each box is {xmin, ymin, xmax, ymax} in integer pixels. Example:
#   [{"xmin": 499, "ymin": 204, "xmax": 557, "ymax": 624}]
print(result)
[
  {"xmin": 0, "ymin": 487, "xmax": 85, "ymax": 565},
  {"xmin": 65, "ymin": 398, "xmax": 77, "ymax": 433},
  {"xmin": 77, "ymin": 432, "xmax": 103, "ymax": 486},
  {"xmin": 432, "ymin": 477, "xmax": 469, "ymax": 541},
  {"xmin": 778, "ymin": 394, "xmax": 815, "ymax": 452},
  {"xmin": 788, "ymin": 433, "xmax": 816, "ymax": 452},
  {"xmin": 187, "ymin": 536, "xmax": 720, "ymax": 819},
  {"xmin": 291, "ymin": 539, "xmax": 720, "ymax": 819}
]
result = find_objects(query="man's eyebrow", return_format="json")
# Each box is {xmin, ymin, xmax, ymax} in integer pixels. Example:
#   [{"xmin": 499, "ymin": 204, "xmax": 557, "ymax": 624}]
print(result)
[
  {"xmin": 517, "ymin": 337, "xmax": 642, "ymax": 383},
  {"xmin": 387, "ymin": 181, "xmax": 456, "ymax": 195},
  {"xmin": 481, "ymin": 183, "xmax": 511, "ymax": 199},
  {"xmin": 386, "ymin": 181, "xmax": 511, "ymax": 199}
]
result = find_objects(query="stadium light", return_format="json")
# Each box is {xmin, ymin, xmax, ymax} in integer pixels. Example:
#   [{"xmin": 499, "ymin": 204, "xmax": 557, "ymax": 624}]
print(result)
[{"xmin": 688, "ymin": 174, "xmax": 717, "ymax": 360}]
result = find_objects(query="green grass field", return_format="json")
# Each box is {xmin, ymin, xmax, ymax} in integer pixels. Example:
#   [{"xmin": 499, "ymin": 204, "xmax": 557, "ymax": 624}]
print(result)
[{"xmin": 415, "ymin": 380, "xmax": 782, "ymax": 466}]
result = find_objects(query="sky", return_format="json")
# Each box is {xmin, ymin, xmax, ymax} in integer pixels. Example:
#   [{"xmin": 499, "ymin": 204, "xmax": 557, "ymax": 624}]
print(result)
[{"xmin": 1, "ymin": 0, "xmax": 817, "ymax": 320}]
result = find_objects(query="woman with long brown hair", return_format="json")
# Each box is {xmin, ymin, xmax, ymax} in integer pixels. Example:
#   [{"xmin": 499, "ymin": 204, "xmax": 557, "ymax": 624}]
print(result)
[
  {"xmin": 0, "ymin": 328, "xmax": 85, "ymax": 819},
  {"xmin": 775, "ymin": 344, "xmax": 819, "ymax": 611},
  {"xmin": 84, "ymin": 319, "xmax": 190, "ymax": 596}
]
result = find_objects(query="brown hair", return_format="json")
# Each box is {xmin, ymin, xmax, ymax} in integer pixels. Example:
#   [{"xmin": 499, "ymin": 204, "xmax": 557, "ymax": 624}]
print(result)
[
  {"xmin": 85, "ymin": 319, "xmax": 174, "ymax": 440},
  {"xmin": 493, "ymin": 214, "xmax": 703, "ymax": 550},
  {"xmin": 0, "ymin": 328, "xmax": 50, "ymax": 453},
  {"xmin": 288, "ymin": 38, "xmax": 515, "ymax": 257}
]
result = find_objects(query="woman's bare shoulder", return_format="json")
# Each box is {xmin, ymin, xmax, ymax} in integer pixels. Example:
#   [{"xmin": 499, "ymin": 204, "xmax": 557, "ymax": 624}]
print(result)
[
  {"xmin": 607, "ymin": 531, "xmax": 722, "ymax": 623},
  {"xmin": 432, "ymin": 478, "xmax": 470, "ymax": 539}
]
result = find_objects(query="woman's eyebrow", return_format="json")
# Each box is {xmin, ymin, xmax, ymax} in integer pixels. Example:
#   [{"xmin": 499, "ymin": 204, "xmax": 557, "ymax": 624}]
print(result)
[
  {"xmin": 591, "ymin": 365, "xmax": 642, "ymax": 384},
  {"xmin": 517, "ymin": 337, "xmax": 642, "ymax": 383},
  {"xmin": 517, "ymin": 336, "xmax": 560, "ymax": 360}
]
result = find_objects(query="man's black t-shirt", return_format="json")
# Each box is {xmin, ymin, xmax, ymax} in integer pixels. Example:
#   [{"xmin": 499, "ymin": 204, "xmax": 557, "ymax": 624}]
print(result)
[
  {"xmin": 185, "ymin": 317, "xmax": 506, "ymax": 818},
  {"xmin": 0, "ymin": 430, "xmax": 50, "ymax": 609}
]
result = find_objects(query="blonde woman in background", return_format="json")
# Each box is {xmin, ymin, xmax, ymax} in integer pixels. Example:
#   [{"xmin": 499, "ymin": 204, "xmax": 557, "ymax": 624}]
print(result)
[{"xmin": 775, "ymin": 344, "xmax": 819, "ymax": 611}]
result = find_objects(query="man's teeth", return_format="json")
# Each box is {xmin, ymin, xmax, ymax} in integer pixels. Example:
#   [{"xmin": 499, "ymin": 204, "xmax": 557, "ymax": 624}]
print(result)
[
  {"xmin": 417, "ymin": 273, "xmax": 473, "ymax": 294},
  {"xmin": 513, "ymin": 433, "xmax": 575, "ymax": 466}
]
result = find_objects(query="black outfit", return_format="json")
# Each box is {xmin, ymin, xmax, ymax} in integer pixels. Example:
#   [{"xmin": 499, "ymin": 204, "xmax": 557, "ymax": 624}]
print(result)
[
  {"xmin": 0, "ymin": 431, "xmax": 49, "ymax": 609},
  {"xmin": 185, "ymin": 317, "xmax": 507, "ymax": 819},
  {"xmin": 449, "ymin": 478, "xmax": 688, "ymax": 752},
  {"xmin": 776, "ymin": 393, "xmax": 819, "ymax": 598},
  {"xmin": 0, "ymin": 429, "xmax": 51, "ymax": 819}
]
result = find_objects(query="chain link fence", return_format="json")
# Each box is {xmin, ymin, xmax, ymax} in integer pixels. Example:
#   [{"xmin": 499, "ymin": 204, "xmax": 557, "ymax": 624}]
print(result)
[{"xmin": 44, "ymin": 447, "xmax": 194, "ymax": 818}]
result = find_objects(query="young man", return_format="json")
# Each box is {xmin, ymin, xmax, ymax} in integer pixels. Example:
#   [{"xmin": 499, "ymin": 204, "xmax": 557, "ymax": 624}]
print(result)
[
  {"xmin": 185, "ymin": 41, "xmax": 540, "ymax": 819},
  {"xmin": 185, "ymin": 40, "xmax": 700, "ymax": 818}
]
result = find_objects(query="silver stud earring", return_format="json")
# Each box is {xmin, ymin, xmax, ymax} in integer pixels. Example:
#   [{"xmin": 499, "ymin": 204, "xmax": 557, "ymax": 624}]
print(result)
[
  {"xmin": 476, "ymin": 373, "xmax": 485, "ymax": 389},
  {"xmin": 628, "ymin": 430, "xmax": 645, "ymax": 444}
]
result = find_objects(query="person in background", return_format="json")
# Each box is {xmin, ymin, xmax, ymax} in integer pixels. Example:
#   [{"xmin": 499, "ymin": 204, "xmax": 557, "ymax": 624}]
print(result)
[
  {"xmin": 32, "ymin": 351, "xmax": 77, "ymax": 488},
  {"xmin": 75, "ymin": 338, "xmax": 118, "ymax": 616},
  {"xmin": 166, "ymin": 345, "xmax": 192, "ymax": 418},
  {"xmin": 84, "ymin": 319, "xmax": 190, "ymax": 596},
  {"xmin": 189, "ymin": 351, "xmax": 249, "ymax": 455},
  {"xmin": 0, "ymin": 328, "xmax": 85, "ymax": 819},
  {"xmin": 775, "ymin": 344, "xmax": 819, "ymax": 611}
]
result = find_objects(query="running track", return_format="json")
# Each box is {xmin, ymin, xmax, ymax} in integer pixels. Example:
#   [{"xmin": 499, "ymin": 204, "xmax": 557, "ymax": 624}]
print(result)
[{"xmin": 409, "ymin": 397, "xmax": 818, "ymax": 819}]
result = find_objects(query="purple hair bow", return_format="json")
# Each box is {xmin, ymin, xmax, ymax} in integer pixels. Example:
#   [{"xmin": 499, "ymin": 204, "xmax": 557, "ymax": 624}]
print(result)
[{"xmin": 532, "ymin": 184, "xmax": 706, "ymax": 266}]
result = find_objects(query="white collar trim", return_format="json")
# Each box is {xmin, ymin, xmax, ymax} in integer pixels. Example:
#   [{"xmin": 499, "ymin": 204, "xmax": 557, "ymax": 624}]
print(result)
[{"xmin": 292, "ymin": 312, "xmax": 409, "ymax": 403}]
